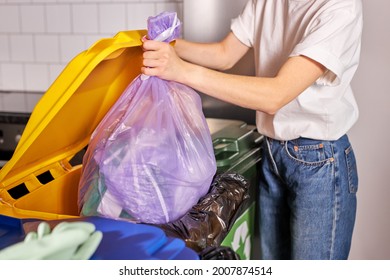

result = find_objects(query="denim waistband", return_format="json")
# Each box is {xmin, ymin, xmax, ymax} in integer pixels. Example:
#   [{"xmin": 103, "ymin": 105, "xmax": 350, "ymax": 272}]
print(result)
[{"xmin": 266, "ymin": 134, "xmax": 349, "ymax": 147}]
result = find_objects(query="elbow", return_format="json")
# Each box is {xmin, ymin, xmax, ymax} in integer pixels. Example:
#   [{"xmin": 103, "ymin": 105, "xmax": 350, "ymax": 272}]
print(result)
[
  {"xmin": 252, "ymin": 101, "xmax": 279, "ymax": 115},
  {"xmin": 260, "ymin": 81, "xmax": 296, "ymax": 115},
  {"xmin": 215, "ymin": 60, "xmax": 235, "ymax": 71},
  {"xmin": 258, "ymin": 95, "xmax": 287, "ymax": 115},
  {"xmin": 262, "ymin": 104, "xmax": 279, "ymax": 115}
]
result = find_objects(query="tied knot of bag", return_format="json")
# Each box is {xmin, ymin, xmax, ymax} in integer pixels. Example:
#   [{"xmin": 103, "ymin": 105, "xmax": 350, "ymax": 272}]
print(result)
[{"xmin": 141, "ymin": 11, "xmax": 182, "ymax": 81}]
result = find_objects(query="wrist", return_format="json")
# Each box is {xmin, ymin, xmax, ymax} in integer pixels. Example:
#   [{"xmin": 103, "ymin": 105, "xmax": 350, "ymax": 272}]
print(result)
[
  {"xmin": 177, "ymin": 62, "xmax": 207, "ymax": 94},
  {"xmin": 173, "ymin": 39, "xmax": 185, "ymax": 57},
  {"xmin": 176, "ymin": 60, "xmax": 194, "ymax": 85}
]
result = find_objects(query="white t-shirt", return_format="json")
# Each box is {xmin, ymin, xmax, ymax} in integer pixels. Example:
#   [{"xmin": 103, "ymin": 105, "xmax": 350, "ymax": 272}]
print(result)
[{"xmin": 231, "ymin": 0, "xmax": 363, "ymax": 140}]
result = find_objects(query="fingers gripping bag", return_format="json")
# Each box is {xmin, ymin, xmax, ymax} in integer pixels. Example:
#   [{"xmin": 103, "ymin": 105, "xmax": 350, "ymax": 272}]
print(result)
[{"xmin": 77, "ymin": 12, "xmax": 217, "ymax": 224}]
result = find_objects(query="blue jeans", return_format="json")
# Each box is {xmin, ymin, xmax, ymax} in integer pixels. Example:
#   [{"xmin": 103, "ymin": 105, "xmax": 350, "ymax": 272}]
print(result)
[{"xmin": 259, "ymin": 135, "xmax": 358, "ymax": 260}]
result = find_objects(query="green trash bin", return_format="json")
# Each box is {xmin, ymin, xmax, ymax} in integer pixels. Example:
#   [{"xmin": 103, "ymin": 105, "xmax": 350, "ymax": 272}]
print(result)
[{"xmin": 207, "ymin": 118, "xmax": 263, "ymax": 260}]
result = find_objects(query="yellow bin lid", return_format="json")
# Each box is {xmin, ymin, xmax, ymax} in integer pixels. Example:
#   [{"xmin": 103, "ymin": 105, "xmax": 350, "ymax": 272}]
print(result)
[{"xmin": 0, "ymin": 30, "xmax": 146, "ymax": 188}]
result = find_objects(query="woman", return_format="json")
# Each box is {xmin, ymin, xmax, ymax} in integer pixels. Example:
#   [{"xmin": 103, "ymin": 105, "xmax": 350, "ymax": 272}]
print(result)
[{"xmin": 141, "ymin": 0, "xmax": 363, "ymax": 260}]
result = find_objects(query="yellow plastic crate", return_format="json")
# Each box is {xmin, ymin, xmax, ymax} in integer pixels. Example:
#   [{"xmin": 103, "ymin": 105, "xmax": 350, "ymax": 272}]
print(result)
[{"xmin": 0, "ymin": 30, "xmax": 147, "ymax": 220}]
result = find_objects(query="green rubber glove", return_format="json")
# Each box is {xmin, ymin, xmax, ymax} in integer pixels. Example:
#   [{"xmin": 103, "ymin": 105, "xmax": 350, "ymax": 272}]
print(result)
[{"xmin": 0, "ymin": 221, "xmax": 103, "ymax": 260}]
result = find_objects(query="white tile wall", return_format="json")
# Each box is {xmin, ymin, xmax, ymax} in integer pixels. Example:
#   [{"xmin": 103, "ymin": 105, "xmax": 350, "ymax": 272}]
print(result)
[
  {"xmin": 25, "ymin": 64, "xmax": 50, "ymax": 91},
  {"xmin": 20, "ymin": 5, "xmax": 46, "ymax": 33},
  {"xmin": 0, "ymin": 0, "xmax": 183, "ymax": 112},
  {"xmin": 10, "ymin": 35, "xmax": 35, "ymax": 62},
  {"xmin": 0, "ymin": 35, "xmax": 10, "ymax": 61},
  {"xmin": 59, "ymin": 35, "xmax": 86, "ymax": 63},
  {"xmin": 26, "ymin": 92, "xmax": 43, "ymax": 112},
  {"xmin": 127, "ymin": 3, "xmax": 156, "ymax": 30},
  {"xmin": 1, "ymin": 63, "xmax": 24, "ymax": 91},
  {"xmin": 46, "ymin": 5, "xmax": 72, "ymax": 34},
  {"xmin": 35, "ymin": 35, "xmax": 60, "ymax": 62},
  {"xmin": 0, "ymin": 6, "xmax": 20, "ymax": 33},
  {"xmin": 99, "ymin": 4, "xmax": 127, "ymax": 34},
  {"xmin": 72, "ymin": 4, "xmax": 99, "ymax": 34},
  {"xmin": 1, "ymin": 92, "xmax": 26, "ymax": 112},
  {"xmin": 48, "ymin": 64, "xmax": 66, "ymax": 84}
]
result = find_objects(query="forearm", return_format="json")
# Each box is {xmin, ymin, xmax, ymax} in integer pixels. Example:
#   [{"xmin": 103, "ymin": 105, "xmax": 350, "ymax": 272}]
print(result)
[
  {"xmin": 174, "ymin": 32, "xmax": 249, "ymax": 71},
  {"xmin": 176, "ymin": 56, "xmax": 326, "ymax": 115},
  {"xmin": 178, "ymin": 62, "xmax": 283, "ymax": 114},
  {"xmin": 175, "ymin": 39, "xmax": 231, "ymax": 70}
]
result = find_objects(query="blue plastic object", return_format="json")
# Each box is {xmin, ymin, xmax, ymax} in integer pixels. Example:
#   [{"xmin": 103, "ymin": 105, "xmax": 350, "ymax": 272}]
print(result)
[
  {"xmin": 85, "ymin": 216, "xmax": 198, "ymax": 260},
  {"xmin": 0, "ymin": 215, "xmax": 26, "ymax": 250},
  {"xmin": 0, "ymin": 215, "xmax": 198, "ymax": 260}
]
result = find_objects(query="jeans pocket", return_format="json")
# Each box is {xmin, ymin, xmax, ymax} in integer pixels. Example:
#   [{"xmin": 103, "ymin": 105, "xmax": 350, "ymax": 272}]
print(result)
[
  {"xmin": 345, "ymin": 145, "xmax": 359, "ymax": 193},
  {"xmin": 285, "ymin": 141, "xmax": 333, "ymax": 166}
]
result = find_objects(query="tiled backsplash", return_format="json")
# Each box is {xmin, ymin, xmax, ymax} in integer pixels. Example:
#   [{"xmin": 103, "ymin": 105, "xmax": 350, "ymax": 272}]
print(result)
[
  {"xmin": 0, "ymin": 0, "xmax": 183, "ymax": 111},
  {"xmin": 0, "ymin": 91, "xmax": 42, "ymax": 112}
]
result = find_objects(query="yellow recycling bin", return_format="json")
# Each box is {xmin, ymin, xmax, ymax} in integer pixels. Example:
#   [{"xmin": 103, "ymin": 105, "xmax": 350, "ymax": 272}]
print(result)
[{"xmin": 0, "ymin": 30, "xmax": 147, "ymax": 220}]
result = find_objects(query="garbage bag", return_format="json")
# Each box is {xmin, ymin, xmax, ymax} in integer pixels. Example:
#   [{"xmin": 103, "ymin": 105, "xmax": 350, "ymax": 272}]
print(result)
[
  {"xmin": 199, "ymin": 246, "xmax": 241, "ymax": 260},
  {"xmin": 77, "ymin": 12, "xmax": 217, "ymax": 224},
  {"xmin": 158, "ymin": 173, "xmax": 250, "ymax": 253}
]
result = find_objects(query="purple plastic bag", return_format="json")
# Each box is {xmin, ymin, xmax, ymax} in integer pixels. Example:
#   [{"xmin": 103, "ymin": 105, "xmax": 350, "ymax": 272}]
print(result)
[
  {"xmin": 147, "ymin": 11, "xmax": 181, "ymax": 42},
  {"xmin": 78, "ymin": 12, "xmax": 217, "ymax": 224}
]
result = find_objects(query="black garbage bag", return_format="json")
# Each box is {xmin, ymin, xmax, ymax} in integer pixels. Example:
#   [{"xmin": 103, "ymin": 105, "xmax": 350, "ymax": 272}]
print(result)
[
  {"xmin": 158, "ymin": 173, "xmax": 250, "ymax": 253},
  {"xmin": 199, "ymin": 246, "xmax": 241, "ymax": 260}
]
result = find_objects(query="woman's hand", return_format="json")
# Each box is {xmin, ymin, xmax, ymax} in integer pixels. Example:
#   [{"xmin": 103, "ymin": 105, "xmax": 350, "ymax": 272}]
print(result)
[{"xmin": 142, "ymin": 37, "xmax": 187, "ymax": 82}]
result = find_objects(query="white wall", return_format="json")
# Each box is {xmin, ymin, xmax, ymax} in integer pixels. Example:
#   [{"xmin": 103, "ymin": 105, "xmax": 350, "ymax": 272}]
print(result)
[
  {"xmin": 348, "ymin": 0, "xmax": 390, "ymax": 260},
  {"xmin": 0, "ymin": 0, "xmax": 182, "ymax": 96}
]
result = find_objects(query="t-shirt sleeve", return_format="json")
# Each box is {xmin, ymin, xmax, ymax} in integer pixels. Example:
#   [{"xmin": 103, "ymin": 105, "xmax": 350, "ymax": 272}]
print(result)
[
  {"xmin": 290, "ymin": 1, "xmax": 363, "ymax": 86},
  {"xmin": 231, "ymin": 0, "xmax": 255, "ymax": 48}
]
